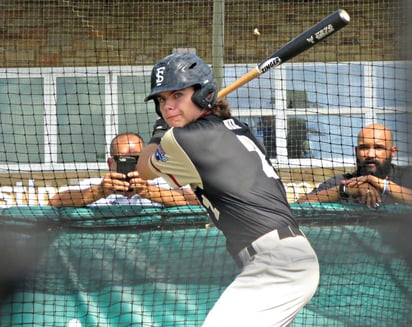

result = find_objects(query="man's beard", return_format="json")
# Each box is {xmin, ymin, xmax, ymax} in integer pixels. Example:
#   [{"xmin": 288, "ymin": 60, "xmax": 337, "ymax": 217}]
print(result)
[{"xmin": 356, "ymin": 157, "xmax": 392, "ymax": 179}]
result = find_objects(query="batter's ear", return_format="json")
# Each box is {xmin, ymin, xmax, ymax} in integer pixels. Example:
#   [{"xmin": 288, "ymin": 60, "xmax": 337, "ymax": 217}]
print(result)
[{"xmin": 153, "ymin": 99, "xmax": 162, "ymax": 117}]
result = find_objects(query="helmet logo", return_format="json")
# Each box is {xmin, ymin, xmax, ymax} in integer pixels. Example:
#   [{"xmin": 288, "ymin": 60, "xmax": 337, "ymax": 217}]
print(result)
[{"xmin": 155, "ymin": 67, "xmax": 166, "ymax": 86}]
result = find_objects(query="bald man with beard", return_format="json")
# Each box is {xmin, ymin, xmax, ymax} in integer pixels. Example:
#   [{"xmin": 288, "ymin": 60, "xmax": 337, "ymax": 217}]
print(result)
[{"xmin": 297, "ymin": 123, "xmax": 412, "ymax": 208}]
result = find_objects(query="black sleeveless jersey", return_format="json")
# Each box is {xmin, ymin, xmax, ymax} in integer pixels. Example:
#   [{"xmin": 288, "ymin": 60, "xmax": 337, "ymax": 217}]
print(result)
[{"xmin": 149, "ymin": 115, "xmax": 297, "ymax": 256}]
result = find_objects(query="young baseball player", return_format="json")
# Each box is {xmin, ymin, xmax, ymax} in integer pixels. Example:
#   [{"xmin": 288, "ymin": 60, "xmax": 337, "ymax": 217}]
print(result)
[{"xmin": 137, "ymin": 52, "xmax": 319, "ymax": 326}]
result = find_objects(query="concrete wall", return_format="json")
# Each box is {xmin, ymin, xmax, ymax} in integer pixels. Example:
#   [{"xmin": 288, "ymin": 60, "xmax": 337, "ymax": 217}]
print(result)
[{"xmin": 0, "ymin": 0, "xmax": 405, "ymax": 68}]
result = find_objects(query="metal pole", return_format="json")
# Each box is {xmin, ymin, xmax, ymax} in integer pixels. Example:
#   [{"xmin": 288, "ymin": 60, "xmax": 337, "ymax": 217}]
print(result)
[{"xmin": 212, "ymin": 0, "xmax": 224, "ymax": 91}]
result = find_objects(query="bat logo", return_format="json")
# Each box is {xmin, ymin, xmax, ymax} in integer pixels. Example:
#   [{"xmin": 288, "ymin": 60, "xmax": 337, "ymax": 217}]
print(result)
[
  {"xmin": 258, "ymin": 57, "xmax": 282, "ymax": 73},
  {"xmin": 306, "ymin": 35, "xmax": 315, "ymax": 44},
  {"xmin": 307, "ymin": 24, "xmax": 335, "ymax": 44},
  {"xmin": 314, "ymin": 24, "xmax": 335, "ymax": 41}
]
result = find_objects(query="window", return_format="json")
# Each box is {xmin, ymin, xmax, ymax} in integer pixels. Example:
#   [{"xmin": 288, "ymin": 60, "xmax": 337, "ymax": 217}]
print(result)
[
  {"xmin": 56, "ymin": 76, "xmax": 105, "ymax": 163},
  {"xmin": 289, "ymin": 114, "xmax": 364, "ymax": 160},
  {"xmin": 230, "ymin": 61, "xmax": 410, "ymax": 166},
  {"xmin": 0, "ymin": 61, "xmax": 409, "ymax": 171},
  {"xmin": 0, "ymin": 77, "xmax": 44, "ymax": 164},
  {"xmin": 377, "ymin": 112, "xmax": 412, "ymax": 165},
  {"xmin": 117, "ymin": 75, "xmax": 157, "ymax": 142},
  {"xmin": 287, "ymin": 117, "xmax": 313, "ymax": 159},
  {"xmin": 240, "ymin": 115, "xmax": 277, "ymax": 158}
]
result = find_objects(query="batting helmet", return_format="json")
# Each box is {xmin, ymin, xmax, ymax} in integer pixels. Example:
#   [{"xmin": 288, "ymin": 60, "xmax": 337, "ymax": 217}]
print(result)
[{"xmin": 145, "ymin": 53, "xmax": 217, "ymax": 115}]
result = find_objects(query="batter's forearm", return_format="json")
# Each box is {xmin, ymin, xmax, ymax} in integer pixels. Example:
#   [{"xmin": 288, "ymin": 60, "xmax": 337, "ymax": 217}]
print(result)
[
  {"xmin": 137, "ymin": 143, "xmax": 159, "ymax": 180},
  {"xmin": 140, "ymin": 187, "xmax": 199, "ymax": 206}
]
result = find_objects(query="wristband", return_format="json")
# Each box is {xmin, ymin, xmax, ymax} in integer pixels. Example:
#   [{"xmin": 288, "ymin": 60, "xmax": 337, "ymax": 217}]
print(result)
[
  {"xmin": 339, "ymin": 183, "xmax": 349, "ymax": 199},
  {"xmin": 149, "ymin": 118, "xmax": 169, "ymax": 144},
  {"xmin": 149, "ymin": 129, "xmax": 167, "ymax": 145},
  {"xmin": 382, "ymin": 179, "xmax": 389, "ymax": 195}
]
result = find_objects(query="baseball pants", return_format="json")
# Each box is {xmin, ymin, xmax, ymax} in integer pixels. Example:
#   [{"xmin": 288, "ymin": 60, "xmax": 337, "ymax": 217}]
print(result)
[{"xmin": 201, "ymin": 227, "xmax": 319, "ymax": 327}]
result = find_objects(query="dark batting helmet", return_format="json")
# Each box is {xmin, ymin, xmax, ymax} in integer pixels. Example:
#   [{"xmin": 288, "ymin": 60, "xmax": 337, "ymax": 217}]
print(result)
[{"xmin": 145, "ymin": 53, "xmax": 217, "ymax": 115}]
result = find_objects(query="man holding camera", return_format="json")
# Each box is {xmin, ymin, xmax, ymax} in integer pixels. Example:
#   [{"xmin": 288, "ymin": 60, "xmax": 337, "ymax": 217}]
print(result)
[{"xmin": 48, "ymin": 132, "xmax": 199, "ymax": 207}]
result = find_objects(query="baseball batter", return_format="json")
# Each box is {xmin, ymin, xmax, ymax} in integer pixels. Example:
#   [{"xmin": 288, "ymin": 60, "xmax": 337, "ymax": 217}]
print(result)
[{"xmin": 137, "ymin": 53, "xmax": 319, "ymax": 327}]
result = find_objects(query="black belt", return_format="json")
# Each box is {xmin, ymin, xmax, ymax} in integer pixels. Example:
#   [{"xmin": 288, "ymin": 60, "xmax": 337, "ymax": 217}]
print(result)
[{"xmin": 246, "ymin": 225, "xmax": 304, "ymax": 257}]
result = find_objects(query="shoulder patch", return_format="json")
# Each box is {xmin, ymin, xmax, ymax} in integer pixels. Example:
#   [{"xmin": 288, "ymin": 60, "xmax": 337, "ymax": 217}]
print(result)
[{"xmin": 155, "ymin": 146, "xmax": 168, "ymax": 162}]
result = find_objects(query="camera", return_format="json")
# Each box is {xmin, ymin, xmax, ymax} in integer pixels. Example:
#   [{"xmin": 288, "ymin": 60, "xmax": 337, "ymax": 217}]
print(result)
[{"xmin": 116, "ymin": 156, "xmax": 138, "ymax": 182}]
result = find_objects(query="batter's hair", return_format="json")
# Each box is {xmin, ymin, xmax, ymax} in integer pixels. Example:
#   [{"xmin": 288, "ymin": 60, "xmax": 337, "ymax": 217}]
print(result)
[{"xmin": 210, "ymin": 99, "xmax": 232, "ymax": 119}]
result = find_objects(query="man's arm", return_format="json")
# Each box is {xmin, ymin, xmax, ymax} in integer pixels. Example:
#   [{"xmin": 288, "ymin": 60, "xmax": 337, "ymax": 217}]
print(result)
[
  {"xmin": 343, "ymin": 175, "xmax": 412, "ymax": 205},
  {"xmin": 48, "ymin": 184, "xmax": 108, "ymax": 207},
  {"xmin": 49, "ymin": 179, "xmax": 199, "ymax": 207},
  {"xmin": 49, "ymin": 172, "xmax": 132, "ymax": 207},
  {"xmin": 381, "ymin": 180, "xmax": 412, "ymax": 204},
  {"xmin": 296, "ymin": 185, "xmax": 341, "ymax": 203},
  {"xmin": 297, "ymin": 178, "xmax": 382, "ymax": 208},
  {"xmin": 296, "ymin": 176, "xmax": 345, "ymax": 203},
  {"xmin": 50, "ymin": 170, "xmax": 200, "ymax": 208}
]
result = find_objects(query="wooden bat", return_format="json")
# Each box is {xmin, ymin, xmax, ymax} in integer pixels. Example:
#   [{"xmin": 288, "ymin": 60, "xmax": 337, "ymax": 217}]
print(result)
[{"xmin": 217, "ymin": 9, "xmax": 350, "ymax": 99}]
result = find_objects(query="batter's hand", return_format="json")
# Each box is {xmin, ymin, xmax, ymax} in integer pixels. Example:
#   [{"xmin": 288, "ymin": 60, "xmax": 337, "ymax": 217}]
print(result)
[{"xmin": 149, "ymin": 117, "xmax": 170, "ymax": 144}]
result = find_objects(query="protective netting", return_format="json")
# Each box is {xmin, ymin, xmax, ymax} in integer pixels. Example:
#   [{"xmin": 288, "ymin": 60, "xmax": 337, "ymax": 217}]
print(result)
[
  {"xmin": 1, "ymin": 0, "xmax": 412, "ymax": 326},
  {"xmin": 0, "ymin": 204, "xmax": 411, "ymax": 326},
  {"xmin": 0, "ymin": 0, "xmax": 411, "ymax": 205}
]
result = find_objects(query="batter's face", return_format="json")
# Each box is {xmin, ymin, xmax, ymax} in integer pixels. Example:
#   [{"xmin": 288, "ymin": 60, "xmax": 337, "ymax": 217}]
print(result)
[
  {"xmin": 356, "ymin": 126, "xmax": 397, "ymax": 178},
  {"xmin": 156, "ymin": 87, "xmax": 204, "ymax": 127}
]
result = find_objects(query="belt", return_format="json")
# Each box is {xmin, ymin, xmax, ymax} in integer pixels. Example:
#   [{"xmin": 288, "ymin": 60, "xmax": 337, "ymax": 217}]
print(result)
[{"xmin": 238, "ymin": 225, "xmax": 304, "ymax": 265}]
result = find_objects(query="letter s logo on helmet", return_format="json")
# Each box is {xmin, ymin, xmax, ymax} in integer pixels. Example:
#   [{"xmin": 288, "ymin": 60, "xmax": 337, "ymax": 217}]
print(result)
[
  {"xmin": 145, "ymin": 53, "xmax": 217, "ymax": 116},
  {"xmin": 155, "ymin": 67, "xmax": 166, "ymax": 86}
]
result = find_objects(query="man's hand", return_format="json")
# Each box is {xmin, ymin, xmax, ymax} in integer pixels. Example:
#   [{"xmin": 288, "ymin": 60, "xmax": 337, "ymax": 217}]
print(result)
[
  {"xmin": 343, "ymin": 174, "xmax": 385, "ymax": 191},
  {"xmin": 102, "ymin": 171, "xmax": 156, "ymax": 199},
  {"xmin": 342, "ymin": 176, "xmax": 382, "ymax": 208},
  {"xmin": 101, "ymin": 171, "xmax": 133, "ymax": 196},
  {"xmin": 127, "ymin": 171, "xmax": 152, "ymax": 198}
]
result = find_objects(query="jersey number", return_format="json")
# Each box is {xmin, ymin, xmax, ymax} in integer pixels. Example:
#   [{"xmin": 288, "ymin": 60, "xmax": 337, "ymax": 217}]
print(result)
[
  {"xmin": 200, "ymin": 135, "xmax": 279, "ymax": 222},
  {"xmin": 237, "ymin": 135, "xmax": 280, "ymax": 179},
  {"xmin": 201, "ymin": 194, "xmax": 220, "ymax": 221}
]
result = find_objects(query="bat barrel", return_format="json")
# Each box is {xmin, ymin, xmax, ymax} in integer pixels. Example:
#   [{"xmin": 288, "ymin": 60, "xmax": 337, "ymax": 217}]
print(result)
[
  {"xmin": 257, "ymin": 9, "xmax": 350, "ymax": 73},
  {"xmin": 217, "ymin": 9, "xmax": 350, "ymax": 99}
]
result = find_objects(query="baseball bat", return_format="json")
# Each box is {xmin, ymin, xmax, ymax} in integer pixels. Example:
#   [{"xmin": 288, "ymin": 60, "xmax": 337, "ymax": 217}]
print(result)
[{"xmin": 217, "ymin": 8, "xmax": 350, "ymax": 99}]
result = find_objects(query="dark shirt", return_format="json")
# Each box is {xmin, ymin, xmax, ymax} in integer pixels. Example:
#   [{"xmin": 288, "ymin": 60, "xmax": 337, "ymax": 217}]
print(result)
[{"xmin": 150, "ymin": 115, "xmax": 296, "ymax": 257}]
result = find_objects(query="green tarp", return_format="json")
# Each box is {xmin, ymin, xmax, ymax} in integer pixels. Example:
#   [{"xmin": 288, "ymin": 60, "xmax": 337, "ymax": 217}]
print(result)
[{"xmin": 0, "ymin": 204, "xmax": 411, "ymax": 326}]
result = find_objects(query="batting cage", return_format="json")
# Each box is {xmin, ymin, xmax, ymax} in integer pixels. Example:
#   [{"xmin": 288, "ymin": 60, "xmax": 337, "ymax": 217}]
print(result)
[{"xmin": 0, "ymin": 0, "xmax": 411, "ymax": 326}]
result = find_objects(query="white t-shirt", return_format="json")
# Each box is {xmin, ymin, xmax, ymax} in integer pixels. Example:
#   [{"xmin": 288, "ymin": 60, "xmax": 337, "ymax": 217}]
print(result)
[{"xmin": 58, "ymin": 177, "xmax": 177, "ymax": 207}]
